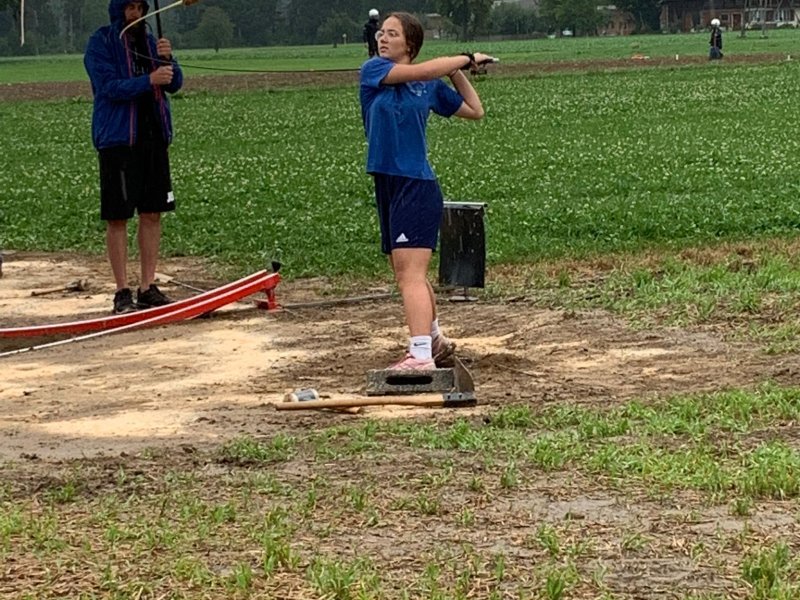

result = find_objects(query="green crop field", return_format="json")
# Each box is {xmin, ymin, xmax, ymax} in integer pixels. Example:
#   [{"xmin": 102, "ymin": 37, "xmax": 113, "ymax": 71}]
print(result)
[
  {"xmin": 3, "ymin": 41, "xmax": 800, "ymax": 600},
  {"xmin": 2, "ymin": 60, "xmax": 800, "ymax": 278}
]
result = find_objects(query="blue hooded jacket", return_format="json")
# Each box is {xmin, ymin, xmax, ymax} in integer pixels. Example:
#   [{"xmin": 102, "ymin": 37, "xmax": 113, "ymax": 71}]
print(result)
[{"xmin": 84, "ymin": 0, "xmax": 183, "ymax": 149}]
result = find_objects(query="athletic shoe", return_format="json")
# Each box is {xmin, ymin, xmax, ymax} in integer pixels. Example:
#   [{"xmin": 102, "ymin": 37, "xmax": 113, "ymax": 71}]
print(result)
[
  {"xmin": 388, "ymin": 353, "xmax": 436, "ymax": 371},
  {"xmin": 136, "ymin": 284, "xmax": 173, "ymax": 309},
  {"xmin": 432, "ymin": 334, "xmax": 456, "ymax": 367},
  {"xmin": 113, "ymin": 288, "xmax": 137, "ymax": 314}
]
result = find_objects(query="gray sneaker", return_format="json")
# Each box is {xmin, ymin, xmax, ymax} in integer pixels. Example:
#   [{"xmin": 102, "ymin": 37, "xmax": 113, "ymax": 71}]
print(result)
[{"xmin": 113, "ymin": 288, "xmax": 137, "ymax": 314}]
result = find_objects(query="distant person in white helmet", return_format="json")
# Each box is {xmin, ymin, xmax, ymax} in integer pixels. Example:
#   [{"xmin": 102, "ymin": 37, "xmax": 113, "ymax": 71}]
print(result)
[
  {"xmin": 709, "ymin": 18, "xmax": 723, "ymax": 60},
  {"xmin": 363, "ymin": 9, "xmax": 380, "ymax": 57}
]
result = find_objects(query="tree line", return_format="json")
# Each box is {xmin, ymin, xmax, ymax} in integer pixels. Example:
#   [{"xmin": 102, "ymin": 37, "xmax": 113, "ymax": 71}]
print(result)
[{"xmin": 0, "ymin": 0, "xmax": 661, "ymax": 56}]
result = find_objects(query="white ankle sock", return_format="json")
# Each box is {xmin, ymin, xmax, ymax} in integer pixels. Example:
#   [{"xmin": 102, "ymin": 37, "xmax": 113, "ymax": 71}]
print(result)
[
  {"xmin": 409, "ymin": 335, "xmax": 432, "ymax": 360},
  {"xmin": 431, "ymin": 319, "xmax": 441, "ymax": 339}
]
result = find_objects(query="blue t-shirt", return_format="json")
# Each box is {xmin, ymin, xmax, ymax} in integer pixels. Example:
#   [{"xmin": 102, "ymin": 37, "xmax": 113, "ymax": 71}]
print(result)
[{"xmin": 360, "ymin": 57, "xmax": 464, "ymax": 180}]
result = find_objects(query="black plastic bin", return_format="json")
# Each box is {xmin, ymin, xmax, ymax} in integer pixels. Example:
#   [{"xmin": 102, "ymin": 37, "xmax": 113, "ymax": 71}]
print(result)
[{"xmin": 438, "ymin": 201, "xmax": 486, "ymax": 290}]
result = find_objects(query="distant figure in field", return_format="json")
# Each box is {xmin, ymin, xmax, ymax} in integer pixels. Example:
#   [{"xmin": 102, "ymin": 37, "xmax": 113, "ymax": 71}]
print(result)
[
  {"xmin": 709, "ymin": 18, "xmax": 723, "ymax": 60},
  {"xmin": 84, "ymin": 0, "xmax": 183, "ymax": 314},
  {"xmin": 363, "ymin": 8, "xmax": 380, "ymax": 57}
]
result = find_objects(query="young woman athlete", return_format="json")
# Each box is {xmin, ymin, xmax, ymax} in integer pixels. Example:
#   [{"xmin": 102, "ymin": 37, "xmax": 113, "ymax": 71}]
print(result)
[{"xmin": 360, "ymin": 12, "xmax": 492, "ymax": 370}]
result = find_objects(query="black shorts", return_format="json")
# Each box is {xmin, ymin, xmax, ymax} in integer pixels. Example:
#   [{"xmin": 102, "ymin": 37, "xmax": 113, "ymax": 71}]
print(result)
[
  {"xmin": 374, "ymin": 174, "xmax": 443, "ymax": 255},
  {"xmin": 98, "ymin": 141, "xmax": 175, "ymax": 221}
]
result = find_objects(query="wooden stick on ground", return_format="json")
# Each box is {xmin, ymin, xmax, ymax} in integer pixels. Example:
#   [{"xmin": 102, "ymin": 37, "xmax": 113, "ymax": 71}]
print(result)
[
  {"xmin": 30, "ymin": 278, "xmax": 88, "ymax": 296},
  {"xmin": 276, "ymin": 394, "xmax": 476, "ymax": 411}
]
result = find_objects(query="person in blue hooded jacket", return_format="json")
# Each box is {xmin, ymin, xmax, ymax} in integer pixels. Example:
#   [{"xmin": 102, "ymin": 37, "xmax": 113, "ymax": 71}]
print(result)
[{"xmin": 85, "ymin": 0, "xmax": 183, "ymax": 314}]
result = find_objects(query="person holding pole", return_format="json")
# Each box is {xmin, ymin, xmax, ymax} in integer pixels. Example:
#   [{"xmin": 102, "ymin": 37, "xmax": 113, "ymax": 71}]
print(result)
[
  {"xmin": 359, "ymin": 12, "xmax": 492, "ymax": 370},
  {"xmin": 84, "ymin": 0, "xmax": 183, "ymax": 313}
]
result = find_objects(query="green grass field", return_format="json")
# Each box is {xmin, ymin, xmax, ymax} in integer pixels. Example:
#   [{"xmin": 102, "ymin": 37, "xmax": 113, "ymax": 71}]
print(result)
[
  {"xmin": 2, "ymin": 58, "xmax": 800, "ymax": 278},
  {"xmin": 3, "ymin": 38, "xmax": 800, "ymax": 600},
  {"xmin": 4, "ymin": 387, "xmax": 800, "ymax": 598}
]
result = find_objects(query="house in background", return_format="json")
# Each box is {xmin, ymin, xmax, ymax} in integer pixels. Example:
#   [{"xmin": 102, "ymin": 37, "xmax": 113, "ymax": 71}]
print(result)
[
  {"xmin": 598, "ymin": 4, "xmax": 638, "ymax": 34},
  {"xmin": 659, "ymin": 0, "xmax": 799, "ymax": 32},
  {"xmin": 423, "ymin": 13, "xmax": 446, "ymax": 39}
]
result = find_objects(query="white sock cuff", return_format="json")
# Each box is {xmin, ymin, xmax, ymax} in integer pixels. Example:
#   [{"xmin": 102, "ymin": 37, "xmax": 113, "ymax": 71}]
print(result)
[
  {"xmin": 431, "ymin": 319, "xmax": 441, "ymax": 338},
  {"xmin": 409, "ymin": 335, "xmax": 432, "ymax": 360}
]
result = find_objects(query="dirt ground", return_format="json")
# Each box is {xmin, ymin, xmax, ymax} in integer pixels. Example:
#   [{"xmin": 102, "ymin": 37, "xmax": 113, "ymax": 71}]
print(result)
[{"xmin": 0, "ymin": 250, "xmax": 787, "ymax": 461}]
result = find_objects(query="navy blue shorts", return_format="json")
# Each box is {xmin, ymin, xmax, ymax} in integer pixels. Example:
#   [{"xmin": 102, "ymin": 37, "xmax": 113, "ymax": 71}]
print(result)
[
  {"xmin": 373, "ymin": 174, "xmax": 443, "ymax": 255},
  {"xmin": 99, "ymin": 141, "xmax": 175, "ymax": 221}
]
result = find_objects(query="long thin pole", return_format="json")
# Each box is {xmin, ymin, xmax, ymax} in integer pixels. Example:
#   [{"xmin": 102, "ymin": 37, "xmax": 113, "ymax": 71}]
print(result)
[
  {"xmin": 120, "ymin": 0, "xmax": 197, "ymax": 39},
  {"xmin": 153, "ymin": 0, "xmax": 163, "ymax": 38}
]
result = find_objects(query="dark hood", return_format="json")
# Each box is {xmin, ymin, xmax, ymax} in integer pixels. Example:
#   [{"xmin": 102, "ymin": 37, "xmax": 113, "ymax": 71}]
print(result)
[{"xmin": 108, "ymin": 0, "xmax": 149, "ymax": 27}]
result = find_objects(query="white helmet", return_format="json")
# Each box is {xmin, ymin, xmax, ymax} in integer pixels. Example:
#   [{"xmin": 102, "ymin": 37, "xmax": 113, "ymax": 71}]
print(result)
[
  {"xmin": 369, "ymin": 8, "xmax": 379, "ymax": 18},
  {"xmin": 711, "ymin": 18, "xmax": 720, "ymax": 27}
]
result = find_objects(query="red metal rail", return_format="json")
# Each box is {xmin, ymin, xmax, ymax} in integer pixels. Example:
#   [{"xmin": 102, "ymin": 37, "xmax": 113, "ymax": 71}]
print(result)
[
  {"xmin": 1, "ymin": 270, "xmax": 280, "ymax": 339},
  {"xmin": 0, "ymin": 271, "xmax": 281, "ymax": 358}
]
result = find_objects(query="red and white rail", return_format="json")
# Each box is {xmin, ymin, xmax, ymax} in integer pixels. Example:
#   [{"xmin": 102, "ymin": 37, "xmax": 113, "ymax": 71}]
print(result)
[{"xmin": 0, "ymin": 269, "xmax": 280, "ymax": 339}]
